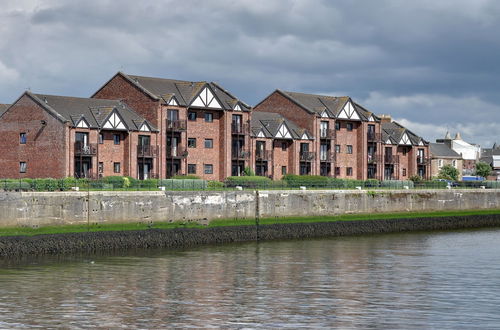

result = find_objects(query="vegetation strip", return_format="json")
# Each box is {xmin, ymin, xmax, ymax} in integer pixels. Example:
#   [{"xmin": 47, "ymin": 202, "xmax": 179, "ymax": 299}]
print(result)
[
  {"xmin": 2, "ymin": 213, "xmax": 500, "ymax": 258},
  {"xmin": 1, "ymin": 209, "xmax": 500, "ymax": 237}
]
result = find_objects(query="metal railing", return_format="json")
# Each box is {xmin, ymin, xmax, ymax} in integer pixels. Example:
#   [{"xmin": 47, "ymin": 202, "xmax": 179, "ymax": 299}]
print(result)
[
  {"xmin": 167, "ymin": 148, "xmax": 188, "ymax": 158},
  {"xmin": 167, "ymin": 119, "xmax": 187, "ymax": 131},
  {"xmin": 320, "ymin": 129, "xmax": 336, "ymax": 140},
  {"xmin": 232, "ymin": 150, "xmax": 251, "ymax": 160},
  {"xmin": 74, "ymin": 142, "xmax": 97, "ymax": 156},
  {"xmin": 300, "ymin": 151, "xmax": 316, "ymax": 161},
  {"xmin": 255, "ymin": 149, "xmax": 272, "ymax": 161},
  {"xmin": 320, "ymin": 151, "xmax": 335, "ymax": 162},
  {"xmin": 367, "ymin": 132, "xmax": 382, "ymax": 142},
  {"xmin": 231, "ymin": 122, "xmax": 249, "ymax": 134},
  {"xmin": 137, "ymin": 145, "xmax": 159, "ymax": 157},
  {"xmin": 384, "ymin": 154, "xmax": 400, "ymax": 164},
  {"xmin": 417, "ymin": 156, "xmax": 431, "ymax": 165}
]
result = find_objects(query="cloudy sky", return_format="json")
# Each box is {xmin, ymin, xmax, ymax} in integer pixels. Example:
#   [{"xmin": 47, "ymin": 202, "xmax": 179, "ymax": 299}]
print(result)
[{"xmin": 1, "ymin": 0, "xmax": 499, "ymax": 146}]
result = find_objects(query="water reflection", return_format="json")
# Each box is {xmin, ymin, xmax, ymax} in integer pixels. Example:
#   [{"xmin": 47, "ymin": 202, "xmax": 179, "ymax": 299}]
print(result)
[{"xmin": 1, "ymin": 229, "xmax": 500, "ymax": 328}]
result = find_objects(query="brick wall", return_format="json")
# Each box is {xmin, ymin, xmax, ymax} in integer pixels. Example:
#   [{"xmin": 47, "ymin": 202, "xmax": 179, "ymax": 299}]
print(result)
[{"xmin": 0, "ymin": 94, "xmax": 68, "ymax": 178}]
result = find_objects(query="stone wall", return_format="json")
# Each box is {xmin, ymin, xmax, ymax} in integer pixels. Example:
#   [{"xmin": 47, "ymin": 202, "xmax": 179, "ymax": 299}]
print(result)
[{"xmin": 1, "ymin": 189, "xmax": 500, "ymax": 227}]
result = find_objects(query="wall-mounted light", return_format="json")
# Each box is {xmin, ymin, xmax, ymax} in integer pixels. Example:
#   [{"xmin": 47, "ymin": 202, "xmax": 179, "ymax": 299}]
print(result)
[{"xmin": 40, "ymin": 120, "xmax": 47, "ymax": 126}]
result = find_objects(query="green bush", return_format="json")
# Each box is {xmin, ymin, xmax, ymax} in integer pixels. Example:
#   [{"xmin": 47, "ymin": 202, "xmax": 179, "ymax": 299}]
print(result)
[
  {"xmin": 172, "ymin": 175, "xmax": 201, "ymax": 180},
  {"xmin": 207, "ymin": 180, "xmax": 224, "ymax": 189},
  {"xmin": 103, "ymin": 176, "xmax": 129, "ymax": 189},
  {"xmin": 282, "ymin": 174, "xmax": 330, "ymax": 187},
  {"xmin": 225, "ymin": 176, "xmax": 272, "ymax": 188},
  {"xmin": 381, "ymin": 180, "xmax": 415, "ymax": 189},
  {"xmin": 31, "ymin": 178, "xmax": 60, "ymax": 191},
  {"xmin": 364, "ymin": 179, "xmax": 380, "ymax": 188},
  {"xmin": 0, "ymin": 179, "xmax": 31, "ymax": 191},
  {"xmin": 159, "ymin": 179, "xmax": 208, "ymax": 190},
  {"xmin": 340, "ymin": 179, "xmax": 365, "ymax": 189}
]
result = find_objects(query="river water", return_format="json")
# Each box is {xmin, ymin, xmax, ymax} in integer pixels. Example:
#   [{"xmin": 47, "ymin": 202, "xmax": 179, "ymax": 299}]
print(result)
[{"xmin": 1, "ymin": 228, "xmax": 500, "ymax": 328}]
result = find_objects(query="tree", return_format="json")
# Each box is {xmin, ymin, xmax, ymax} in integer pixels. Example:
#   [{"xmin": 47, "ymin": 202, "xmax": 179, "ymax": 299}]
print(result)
[
  {"xmin": 475, "ymin": 162, "xmax": 492, "ymax": 179},
  {"xmin": 438, "ymin": 164, "xmax": 459, "ymax": 181}
]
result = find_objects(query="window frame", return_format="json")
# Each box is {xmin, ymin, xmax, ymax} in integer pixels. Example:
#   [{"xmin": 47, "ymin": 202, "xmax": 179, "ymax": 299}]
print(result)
[
  {"xmin": 204, "ymin": 138, "xmax": 213, "ymax": 148},
  {"xmin": 19, "ymin": 162, "xmax": 27, "ymax": 173},
  {"xmin": 346, "ymin": 145, "xmax": 353, "ymax": 154},
  {"xmin": 204, "ymin": 164, "xmax": 213, "ymax": 174},
  {"xmin": 98, "ymin": 133, "xmax": 104, "ymax": 144},
  {"xmin": 113, "ymin": 162, "xmax": 121, "ymax": 173},
  {"xmin": 20, "ymin": 133, "xmax": 27, "ymax": 144},
  {"xmin": 188, "ymin": 138, "xmax": 197, "ymax": 148},
  {"xmin": 188, "ymin": 111, "xmax": 197, "ymax": 121},
  {"xmin": 204, "ymin": 112, "xmax": 213, "ymax": 123},
  {"xmin": 188, "ymin": 164, "xmax": 197, "ymax": 174},
  {"xmin": 346, "ymin": 123, "xmax": 353, "ymax": 131},
  {"xmin": 346, "ymin": 167, "xmax": 353, "ymax": 176},
  {"xmin": 113, "ymin": 134, "xmax": 120, "ymax": 145}
]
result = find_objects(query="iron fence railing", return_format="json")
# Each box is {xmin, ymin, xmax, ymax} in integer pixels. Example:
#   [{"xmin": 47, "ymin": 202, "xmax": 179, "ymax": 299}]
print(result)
[{"xmin": 1, "ymin": 178, "xmax": 496, "ymax": 192}]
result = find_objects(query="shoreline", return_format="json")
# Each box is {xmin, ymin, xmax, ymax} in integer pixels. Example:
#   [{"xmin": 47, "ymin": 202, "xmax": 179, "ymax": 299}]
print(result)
[{"xmin": 2, "ymin": 213, "xmax": 500, "ymax": 258}]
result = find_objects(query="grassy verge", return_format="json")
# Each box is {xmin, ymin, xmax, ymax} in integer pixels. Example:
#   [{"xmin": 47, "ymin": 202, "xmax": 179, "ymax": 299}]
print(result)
[{"xmin": 2, "ymin": 209, "xmax": 500, "ymax": 238}]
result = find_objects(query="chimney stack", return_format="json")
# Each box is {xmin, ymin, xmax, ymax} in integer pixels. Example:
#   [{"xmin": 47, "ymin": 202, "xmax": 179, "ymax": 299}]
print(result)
[{"xmin": 378, "ymin": 114, "xmax": 392, "ymax": 123}]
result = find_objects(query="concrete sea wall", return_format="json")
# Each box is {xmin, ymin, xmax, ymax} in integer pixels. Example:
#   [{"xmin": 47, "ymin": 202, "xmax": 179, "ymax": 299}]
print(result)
[{"xmin": 0, "ymin": 189, "xmax": 500, "ymax": 227}]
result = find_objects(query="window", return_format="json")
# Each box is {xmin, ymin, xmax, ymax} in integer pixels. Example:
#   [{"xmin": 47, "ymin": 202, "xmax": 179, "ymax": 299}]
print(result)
[
  {"xmin": 188, "ymin": 138, "xmax": 197, "ymax": 148},
  {"xmin": 346, "ymin": 145, "xmax": 353, "ymax": 154},
  {"xmin": 402, "ymin": 147, "xmax": 408, "ymax": 155},
  {"xmin": 204, "ymin": 112, "xmax": 213, "ymax": 122},
  {"xmin": 335, "ymin": 144, "xmax": 341, "ymax": 153},
  {"xmin": 438, "ymin": 159, "xmax": 443, "ymax": 168},
  {"xmin": 20, "ymin": 133, "xmax": 26, "ymax": 144},
  {"xmin": 320, "ymin": 121, "xmax": 329, "ymax": 138},
  {"xmin": 281, "ymin": 142, "xmax": 287, "ymax": 151},
  {"xmin": 188, "ymin": 111, "xmax": 197, "ymax": 121},
  {"xmin": 204, "ymin": 139, "xmax": 213, "ymax": 148},
  {"xmin": 282, "ymin": 166, "xmax": 287, "ymax": 175},
  {"xmin": 335, "ymin": 122, "xmax": 340, "ymax": 131},
  {"xmin": 346, "ymin": 167, "xmax": 353, "ymax": 176},
  {"xmin": 452, "ymin": 160, "xmax": 457, "ymax": 168},
  {"xmin": 188, "ymin": 164, "xmax": 197, "ymax": 174},
  {"xmin": 113, "ymin": 134, "xmax": 120, "ymax": 145},
  {"xmin": 114, "ymin": 162, "xmax": 121, "ymax": 173},
  {"xmin": 19, "ymin": 162, "xmax": 27, "ymax": 173},
  {"xmin": 335, "ymin": 167, "xmax": 340, "ymax": 176},
  {"xmin": 403, "ymin": 168, "xmax": 407, "ymax": 176},
  {"xmin": 204, "ymin": 164, "xmax": 213, "ymax": 174},
  {"xmin": 98, "ymin": 162, "xmax": 104, "ymax": 173},
  {"xmin": 346, "ymin": 123, "xmax": 353, "ymax": 131},
  {"xmin": 98, "ymin": 133, "xmax": 104, "ymax": 144}
]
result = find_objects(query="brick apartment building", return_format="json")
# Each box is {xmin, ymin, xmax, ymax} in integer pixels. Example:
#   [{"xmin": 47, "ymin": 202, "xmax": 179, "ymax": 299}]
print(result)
[
  {"xmin": 0, "ymin": 74, "xmax": 431, "ymax": 181},
  {"xmin": 0, "ymin": 92, "xmax": 159, "ymax": 179},
  {"xmin": 254, "ymin": 90, "xmax": 430, "ymax": 180},
  {"xmin": 93, "ymin": 72, "xmax": 252, "ymax": 181}
]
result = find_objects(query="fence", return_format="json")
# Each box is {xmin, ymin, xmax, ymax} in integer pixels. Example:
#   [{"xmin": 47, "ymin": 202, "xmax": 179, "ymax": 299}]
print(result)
[{"xmin": 1, "ymin": 178, "xmax": 498, "ymax": 192}]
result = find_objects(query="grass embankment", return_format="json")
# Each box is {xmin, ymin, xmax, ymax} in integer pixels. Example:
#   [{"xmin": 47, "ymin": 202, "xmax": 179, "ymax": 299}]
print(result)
[{"xmin": 2, "ymin": 209, "xmax": 500, "ymax": 238}]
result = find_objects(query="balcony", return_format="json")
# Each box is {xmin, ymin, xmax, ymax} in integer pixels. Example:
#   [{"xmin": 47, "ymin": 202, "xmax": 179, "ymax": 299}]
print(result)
[
  {"xmin": 74, "ymin": 142, "xmax": 97, "ymax": 156},
  {"xmin": 137, "ymin": 145, "xmax": 159, "ymax": 158},
  {"xmin": 384, "ymin": 154, "xmax": 400, "ymax": 164},
  {"xmin": 167, "ymin": 119, "xmax": 187, "ymax": 131},
  {"xmin": 320, "ymin": 151, "xmax": 335, "ymax": 162},
  {"xmin": 319, "ymin": 128, "xmax": 336, "ymax": 140},
  {"xmin": 367, "ymin": 132, "xmax": 382, "ymax": 142},
  {"xmin": 167, "ymin": 148, "xmax": 188, "ymax": 158},
  {"xmin": 255, "ymin": 149, "xmax": 272, "ymax": 161},
  {"xmin": 367, "ymin": 154, "xmax": 381, "ymax": 164},
  {"xmin": 300, "ymin": 151, "xmax": 316, "ymax": 161},
  {"xmin": 417, "ymin": 156, "xmax": 430, "ymax": 165},
  {"xmin": 231, "ymin": 122, "xmax": 249, "ymax": 135},
  {"xmin": 232, "ymin": 150, "xmax": 251, "ymax": 160}
]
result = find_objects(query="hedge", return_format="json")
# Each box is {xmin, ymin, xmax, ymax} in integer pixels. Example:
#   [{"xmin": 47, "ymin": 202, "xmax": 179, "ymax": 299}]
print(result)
[
  {"xmin": 224, "ymin": 176, "xmax": 272, "ymax": 188},
  {"xmin": 159, "ymin": 179, "xmax": 208, "ymax": 190}
]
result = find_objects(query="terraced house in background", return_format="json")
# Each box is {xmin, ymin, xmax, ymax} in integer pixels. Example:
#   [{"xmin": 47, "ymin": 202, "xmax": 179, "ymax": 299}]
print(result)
[
  {"xmin": 0, "ymin": 72, "xmax": 430, "ymax": 181},
  {"xmin": 93, "ymin": 72, "xmax": 252, "ymax": 181},
  {"xmin": 0, "ymin": 92, "xmax": 158, "ymax": 179}
]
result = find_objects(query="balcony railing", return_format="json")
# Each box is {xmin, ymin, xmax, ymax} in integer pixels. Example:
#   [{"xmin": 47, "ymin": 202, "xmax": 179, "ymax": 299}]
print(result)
[
  {"xmin": 367, "ymin": 132, "xmax": 382, "ymax": 142},
  {"xmin": 319, "ymin": 128, "xmax": 336, "ymax": 140},
  {"xmin": 255, "ymin": 149, "xmax": 272, "ymax": 161},
  {"xmin": 167, "ymin": 148, "xmax": 188, "ymax": 158},
  {"xmin": 417, "ymin": 156, "xmax": 431, "ymax": 165},
  {"xmin": 137, "ymin": 145, "xmax": 159, "ymax": 158},
  {"xmin": 74, "ymin": 142, "xmax": 97, "ymax": 156},
  {"xmin": 231, "ymin": 122, "xmax": 249, "ymax": 135},
  {"xmin": 384, "ymin": 154, "xmax": 400, "ymax": 164},
  {"xmin": 320, "ymin": 151, "xmax": 335, "ymax": 162},
  {"xmin": 367, "ymin": 154, "xmax": 381, "ymax": 164},
  {"xmin": 167, "ymin": 119, "xmax": 187, "ymax": 131},
  {"xmin": 300, "ymin": 151, "xmax": 316, "ymax": 161},
  {"xmin": 232, "ymin": 150, "xmax": 251, "ymax": 160}
]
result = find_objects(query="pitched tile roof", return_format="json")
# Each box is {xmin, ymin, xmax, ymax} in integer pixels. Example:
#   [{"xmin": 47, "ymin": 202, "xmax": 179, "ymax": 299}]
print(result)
[
  {"xmin": 29, "ymin": 93, "xmax": 157, "ymax": 131},
  {"xmin": 381, "ymin": 120, "xmax": 427, "ymax": 146},
  {"xmin": 276, "ymin": 90, "xmax": 376, "ymax": 121},
  {"xmin": 117, "ymin": 72, "xmax": 250, "ymax": 111},
  {"xmin": 251, "ymin": 111, "xmax": 311, "ymax": 139},
  {"xmin": 430, "ymin": 143, "xmax": 461, "ymax": 158}
]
